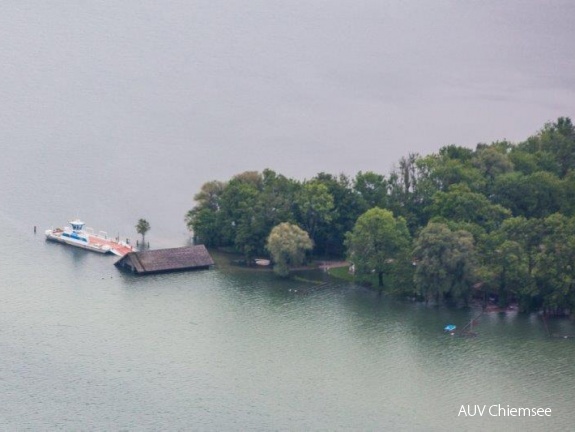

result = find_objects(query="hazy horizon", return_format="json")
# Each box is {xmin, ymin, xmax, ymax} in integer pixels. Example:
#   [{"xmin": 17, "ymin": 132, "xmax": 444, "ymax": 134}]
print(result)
[{"xmin": 1, "ymin": 0, "xmax": 574, "ymax": 239}]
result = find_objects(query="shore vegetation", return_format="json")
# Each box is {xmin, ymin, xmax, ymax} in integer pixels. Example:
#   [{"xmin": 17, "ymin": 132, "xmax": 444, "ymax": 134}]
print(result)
[
  {"xmin": 266, "ymin": 222, "xmax": 313, "ymax": 277},
  {"xmin": 186, "ymin": 117, "xmax": 575, "ymax": 315}
]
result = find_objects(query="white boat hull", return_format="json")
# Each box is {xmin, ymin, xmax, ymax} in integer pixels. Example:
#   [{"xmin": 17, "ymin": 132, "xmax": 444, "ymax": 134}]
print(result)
[{"xmin": 46, "ymin": 230, "xmax": 111, "ymax": 254}]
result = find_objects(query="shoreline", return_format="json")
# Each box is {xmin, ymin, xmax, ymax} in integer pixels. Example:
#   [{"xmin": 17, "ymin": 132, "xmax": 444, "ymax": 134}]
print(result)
[{"xmin": 208, "ymin": 248, "xmax": 574, "ymax": 322}]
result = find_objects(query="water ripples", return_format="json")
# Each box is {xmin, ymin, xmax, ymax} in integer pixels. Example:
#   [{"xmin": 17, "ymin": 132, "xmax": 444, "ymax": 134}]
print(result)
[{"xmin": 1, "ymin": 239, "xmax": 574, "ymax": 430}]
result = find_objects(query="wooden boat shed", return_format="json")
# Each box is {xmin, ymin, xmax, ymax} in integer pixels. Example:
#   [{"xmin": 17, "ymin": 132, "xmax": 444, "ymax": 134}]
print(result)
[{"xmin": 114, "ymin": 245, "xmax": 214, "ymax": 275}]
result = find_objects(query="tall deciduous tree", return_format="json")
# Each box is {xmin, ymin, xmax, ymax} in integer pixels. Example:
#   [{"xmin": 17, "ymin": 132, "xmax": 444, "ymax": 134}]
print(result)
[
  {"xmin": 219, "ymin": 177, "xmax": 261, "ymax": 262},
  {"xmin": 500, "ymin": 216, "xmax": 545, "ymax": 277},
  {"xmin": 353, "ymin": 171, "xmax": 388, "ymax": 211},
  {"xmin": 427, "ymin": 184, "xmax": 511, "ymax": 231},
  {"xmin": 480, "ymin": 235, "xmax": 531, "ymax": 308},
  {"xmin": 532, "ymin": 214, "xmax": 575, "ymax": 314},
  {"xmin": 295, "ymin": 181, "xmax": 334, "ymax": 244},
  {"xmin": 345, "ymin": 208, "xmax": 411, "ymax": 289},
  {"xmin": 492, "ymin": 171, "xmax": 563, "ymax": 218},
  {"xmin": 266, "ymin": 223, "xmax": 313, "ymax": 277},
  {"xmin": 311, "ymin": 173, "xmax": 362, "ymax": 256},
  {"xmin": 387, "ymin": 153, "xmax": 429, "ymax": 231},
  {"xmin": 472, "ymin": 145, "xmax": 514, "ymax": 183},
  {"xmin": 413, "ymin": 222, "xmax": 477, "ymax": 305},
  {"xmin": 185, "ymin": 180, "xmax": 226, "ymax": 246},
  {"xmin": 533, "ymin": 117, "xmax": 575, "ymax": 177}
]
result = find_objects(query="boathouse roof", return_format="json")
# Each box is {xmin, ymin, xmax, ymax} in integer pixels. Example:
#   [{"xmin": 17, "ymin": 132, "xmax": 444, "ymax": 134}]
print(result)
[{"xmin": 114, "ymin": 245, "xmax": 214, "ymax": 275}]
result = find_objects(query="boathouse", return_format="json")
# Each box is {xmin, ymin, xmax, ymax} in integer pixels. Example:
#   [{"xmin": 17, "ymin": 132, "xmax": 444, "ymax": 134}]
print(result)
[{"xmin": 114, "ymin": 245, "xmax": 214, "ymax": 275}]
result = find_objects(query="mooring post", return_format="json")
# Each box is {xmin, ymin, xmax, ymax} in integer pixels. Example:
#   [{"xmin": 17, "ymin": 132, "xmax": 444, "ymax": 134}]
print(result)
[
  {"xmin": 542, "ymin": 313, "xmax": 552, "ymax": 337},
  {"xmin": 34, "ymin": 225, "xmax": 36, "ymax": 234}
]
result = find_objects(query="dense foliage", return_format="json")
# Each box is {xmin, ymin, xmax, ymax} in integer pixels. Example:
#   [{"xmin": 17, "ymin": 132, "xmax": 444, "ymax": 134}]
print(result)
[
  {"xmin": 186, "ymin": 117, "xmax": 575, "ymax": 314},
  {"xmin": 266, "ymin": 223, "xmax": 313, "ymax": 277},
  {"xmin": 345, "ymin": 208, "xmax": 411, "ymax": 290}
]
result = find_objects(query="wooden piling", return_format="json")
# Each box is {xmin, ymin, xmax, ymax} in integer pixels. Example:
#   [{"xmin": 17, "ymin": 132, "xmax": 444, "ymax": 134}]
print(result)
[
  {"xmin": 456, "ymin": 310, "xmax": 484, "ymax": 337},
  {"xmin": 542, "ymin": 313, "xmax": 552, "ymax": 337}
]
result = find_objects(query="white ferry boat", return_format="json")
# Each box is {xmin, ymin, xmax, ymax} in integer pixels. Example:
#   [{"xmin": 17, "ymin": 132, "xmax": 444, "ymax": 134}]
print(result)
[{"xmin": 45, "ymin": 219, "xmax": 134, "ymax": 256}]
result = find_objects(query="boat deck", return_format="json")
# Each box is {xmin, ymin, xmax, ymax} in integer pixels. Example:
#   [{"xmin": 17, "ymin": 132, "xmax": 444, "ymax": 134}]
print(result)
[{"xmin": 88, "ymin": 235, "xmax": 133, "ymax": 256}]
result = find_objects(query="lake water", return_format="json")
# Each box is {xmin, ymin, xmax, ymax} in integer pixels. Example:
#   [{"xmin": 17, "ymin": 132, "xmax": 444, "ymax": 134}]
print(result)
[
  {"xmin": 2, "ymin": 230, "xmax": 575, "ymax": 431},
  {"xmin": 1, "ymin": 1, "xmax": 575, "ymax": 430}
]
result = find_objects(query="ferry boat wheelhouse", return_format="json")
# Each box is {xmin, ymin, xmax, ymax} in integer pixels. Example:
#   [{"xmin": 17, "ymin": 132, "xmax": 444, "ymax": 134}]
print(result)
[{"xmin": 45, "ymin": 219, "xmax": 134, "ymax": 256}]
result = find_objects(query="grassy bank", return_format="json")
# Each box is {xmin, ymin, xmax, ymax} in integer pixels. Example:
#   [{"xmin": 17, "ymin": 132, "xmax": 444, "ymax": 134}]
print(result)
[{"xmin": 327, "ymin": 266, "xmax": 383, "ymax": 287}]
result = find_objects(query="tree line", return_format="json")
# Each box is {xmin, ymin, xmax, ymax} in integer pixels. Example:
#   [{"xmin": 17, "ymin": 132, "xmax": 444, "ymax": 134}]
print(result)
[{"xmin": 186, "ymin": 117, "xmax": 575, "ymax": 314}]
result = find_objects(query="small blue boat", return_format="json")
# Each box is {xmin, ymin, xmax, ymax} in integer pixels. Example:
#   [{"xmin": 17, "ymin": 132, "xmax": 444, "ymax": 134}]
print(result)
[{"xmin": 444, "ymin": 324, "xmax": 457, "ymax": 332}]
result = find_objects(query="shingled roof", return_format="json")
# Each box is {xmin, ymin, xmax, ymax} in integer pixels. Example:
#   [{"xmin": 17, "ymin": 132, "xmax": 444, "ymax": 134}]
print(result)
[{"xmin": 114, "ymin": 245, "xmax": 214, "ymax": 275}]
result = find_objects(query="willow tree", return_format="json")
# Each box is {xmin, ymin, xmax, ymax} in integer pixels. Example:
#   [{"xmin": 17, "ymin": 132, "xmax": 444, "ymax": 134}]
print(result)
[
  {"xmin": 266, "ymin": 223, "xmax": 313, "ymax": 277},
  {"xmin": 413, "ymin": 222, "xmax": 477, "ymax": 305},
  {"xmin": 345, "ymin": 208, "xmax": 411, "ymax": 289}
]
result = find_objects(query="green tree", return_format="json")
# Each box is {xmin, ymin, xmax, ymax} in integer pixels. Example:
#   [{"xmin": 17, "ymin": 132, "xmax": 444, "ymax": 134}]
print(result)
[
  {"xmin": 438, "ymin": 144, "xmax": 474, "ymax": 162},
  {"xmin": 136, "ymin": 219, "xmax": 151, "ymax": 245},
  {"xmin": 560, "ymin": 171, "xmax": 575, "ymax": 216},
  {"xmin": 534, "ymin": 117, "xmax": 575, "ymax": 177},
  {"xmin": 258, "ymin": 169, "xmax": 299, "ymax": 227},
  {"xmin": 353, "ymin": 170, "xmax": 388, "ymax": 211},
  {"xmin": 413, "ymin": 222, "xmax": 477, "ymax": 305},
  {"xmin": 429, "ymin": 157, "xmax": 486, "ymax": 193},
  {"xmin": 386, "ymin": 153, "xmax": 432, "ymax": 231},
  {"xmin": 219, "ymin": 177, "xmax": 262, "ymax": 261},
  {"xmin": 187, "ymin": 207, "xmax": 221, "ymax": 246},
  {"xmin": 266, "ymin": 223, "xmax": 313, "ymax": 277},
  {"xmin": 493, "ymin": 171, "xmax": 563, "ymax": 218},
  {"xmin": 532, "ymin": 214, "xmax": 575, "ymax": 314},
  {"xmin": 472, "ymin": 144, "xmax": 514, "ymax": 180},
  {"xmin": 192, "ymin": 180, "xmax": 227, "ymax": 211},
  {"xmin": 185, "ymin": 180, "xmax": 226, "ymax": 246},
  {"xmin": 295, "ymin": 181, "xmax": 334, "ymax": 245},
  {"xmin": 508, "ymin": 149, "xmax": 549, "ymax": 175},
  {"xmin": 501, "ymin": 216, "xmax": 545, "ymax": 277},
  {"xmin": 311, "ymin": 173, "xmax": 363, "ymax": 256},
  {"xmin": 496, "ymin": 214, "xmax": 575, "ymax": 313},
  {"xmin": 345, "ymin": 208, "xmax": 411, "ymax": 289},
  {"xmin": 422, "ymin": 146, "xmax": 485, "ymax": 194},
  {"xmin": 481, "ymin": 237, "xmax": 531, "ymax": 308},
  {"xmin": 185, "ymin": 171, "xmax": 302, "ymax": 259},
  {"xmin": 427, "ymin": 184, "xmax": 511, "ymax": 231}
]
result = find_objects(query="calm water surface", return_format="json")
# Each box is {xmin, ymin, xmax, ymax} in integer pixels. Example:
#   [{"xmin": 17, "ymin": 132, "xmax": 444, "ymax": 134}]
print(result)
[
  {"xmin": 1, "ymin": 1, "xmax": 575, "ymax": 430},
  {"xmin": 1, "ymin": 222, "xmax": 574, "ymax": 430}
]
